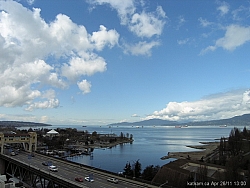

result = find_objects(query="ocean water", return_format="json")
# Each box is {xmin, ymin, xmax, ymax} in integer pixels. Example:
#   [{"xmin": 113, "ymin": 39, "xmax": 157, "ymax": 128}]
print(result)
[{"xmin": 61, "ymin": 125, "xmax": 244, "ymax": 173}]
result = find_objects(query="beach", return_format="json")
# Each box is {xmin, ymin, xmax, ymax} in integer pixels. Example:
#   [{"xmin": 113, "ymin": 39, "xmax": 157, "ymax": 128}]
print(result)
[{"xmin": 161, "ymin": 141, "xmax": 220, "ymax": 161}]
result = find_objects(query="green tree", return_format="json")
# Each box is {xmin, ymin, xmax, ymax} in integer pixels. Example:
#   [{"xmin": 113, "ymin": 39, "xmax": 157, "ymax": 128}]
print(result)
[
  {"xmin": 120, "ymin": 132, "xmax": 124, "ymax": 138},
  {"xmin": 130, "ymin": 134, "xmax": 133, "ymax": 140},
  {"xmin": 134, "ymin": 159, "xmax": 142, "ymax": 178},
  {"xmin": 228, "ymin": 127, "xmax": 242, "ymax": 156},
  {"xmin": 243, "ymin": 126, "xmax": 248, "ymax": 138},
  {"xmin": 141, "ymin": 165, "xmax": 160, "ymax": 181},
  {"xmin": 219, "ymin": 137, "xmax": 227, "ymax": 165},
  {"xmin": 124, "ymin": 162, "xmax": 133, "ymax": 177}
]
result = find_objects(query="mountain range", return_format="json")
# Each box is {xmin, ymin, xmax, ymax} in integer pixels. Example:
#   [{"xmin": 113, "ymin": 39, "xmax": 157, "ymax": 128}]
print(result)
[{"xmin": 108, "ymin": 114, "xmax": 250, "ymax": 126}]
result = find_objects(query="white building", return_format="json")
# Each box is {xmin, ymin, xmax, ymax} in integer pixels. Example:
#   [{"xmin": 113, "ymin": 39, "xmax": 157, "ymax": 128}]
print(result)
[{"xmin": 46, "ymin": 129, "xmax": 59, "ymax": 138}]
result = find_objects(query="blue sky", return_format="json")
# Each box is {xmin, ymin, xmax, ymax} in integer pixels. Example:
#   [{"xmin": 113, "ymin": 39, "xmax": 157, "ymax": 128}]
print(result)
[{"xmin": 0, "ymin": 0, "xmax": 250, "ymax": 125}]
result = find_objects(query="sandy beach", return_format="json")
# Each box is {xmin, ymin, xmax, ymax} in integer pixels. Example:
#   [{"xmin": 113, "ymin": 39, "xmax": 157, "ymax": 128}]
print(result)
[{"xmin": 161, "ymin": 142, "xmax": 220, "ymax": 161}]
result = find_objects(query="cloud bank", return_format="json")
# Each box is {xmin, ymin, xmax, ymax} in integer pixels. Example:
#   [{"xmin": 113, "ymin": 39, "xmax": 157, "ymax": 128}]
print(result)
[
  {"xmin": 0, "ymin": 0, "xmax": 119, "ymax": 110},
  {"xmin": 0, "ymin": 0, "xmax": 167, "ymax": 111},
  {"xmin": 145, "ymin": 90, "xmax": 250, "ymax": 122}
]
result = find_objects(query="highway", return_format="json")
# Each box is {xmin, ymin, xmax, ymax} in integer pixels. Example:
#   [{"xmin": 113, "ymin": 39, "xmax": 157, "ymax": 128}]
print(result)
[{"xmin": 7, "ymin": 151, "xmax": 156, "ymax": 188}]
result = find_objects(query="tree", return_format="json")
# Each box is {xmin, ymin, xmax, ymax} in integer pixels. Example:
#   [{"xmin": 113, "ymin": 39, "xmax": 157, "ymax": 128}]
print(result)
[
  {"xmin": 219, "ymin": 137, "xmax": 227, "ymax": 165},
  {"xmin": 124, "ymin": 162, "xmax": 133, "ymax": 177},
  {"xmin": 228, "ymin": 127, "xmax": 242, "ymax": 156},
  {"xmin": 134, "ymin": 159, "xmax": 142, "ymax": 178},
  {"xmin": 225, "ymin": 156, "xmax": 240, "ymax": 181},
  {"xmin": 130, "ymin": 134, "xmax": 133, "ymax": 140},
  {"xmin": 141, "ymin": 165, "xmax": 160, "ymax": 181},
  {"xmin": 120, "ymin": 132, "xmax": 124, "ymax": 138},
  {"xmin": 243, "ymin": 126, "xmax": 248, "ymax": 138},
  {"xmin": 92, "ymin": 131, "xmax": 97, "ymax": 137}
]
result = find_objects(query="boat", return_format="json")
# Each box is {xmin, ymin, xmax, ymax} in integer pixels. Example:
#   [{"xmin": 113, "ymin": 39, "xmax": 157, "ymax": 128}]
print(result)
[
  {"xmin": 182, "ymin": 125, "xmax": 188, "ymax": 128},
  {"xmin": 219, "ymin": 125, "xmax": 227, "ymax": 127},
  {"xmin": 175, "ymin": 125, "xmax": 182, "ymax": 128}
]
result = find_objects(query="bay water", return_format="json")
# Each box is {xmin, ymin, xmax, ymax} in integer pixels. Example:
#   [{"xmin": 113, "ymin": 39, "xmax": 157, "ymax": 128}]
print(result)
[{"xmin": 54, "ymin": 125, "xmax": 243, "ymax": 173}]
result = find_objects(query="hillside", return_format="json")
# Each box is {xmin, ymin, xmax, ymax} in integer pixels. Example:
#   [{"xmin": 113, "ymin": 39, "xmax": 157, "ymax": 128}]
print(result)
[
  {"xmin": 109, "ymin": 118, "xmax": 177, "ymax": 126},
  {"xmin": 185, "ymin": 114, "xmax": 250, "ymax": 126},
  {"xmin": 0, "ymin": 121, "xmax": 51, "ymax": 127},
  {"xmin": 108, "ymin": 114, "xmax": 250, "ymax": 127}
]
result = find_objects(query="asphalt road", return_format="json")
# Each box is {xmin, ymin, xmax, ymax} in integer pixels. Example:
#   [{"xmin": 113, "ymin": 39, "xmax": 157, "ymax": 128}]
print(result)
[{"xmin": 7, "ymin": 151, "xmax": 156, "ymax": 188}]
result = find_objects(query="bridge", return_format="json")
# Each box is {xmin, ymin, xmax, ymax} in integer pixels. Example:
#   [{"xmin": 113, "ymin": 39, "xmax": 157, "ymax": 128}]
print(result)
[{"xmin": 0, "ymin": 132, "xmax": 158, "ymax": 188}]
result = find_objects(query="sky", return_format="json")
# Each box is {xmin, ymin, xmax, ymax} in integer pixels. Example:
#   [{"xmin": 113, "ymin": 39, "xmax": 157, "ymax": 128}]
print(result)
[{"xmin": 0, "ymin": 0, "xmax": 250, "ymax": 125}]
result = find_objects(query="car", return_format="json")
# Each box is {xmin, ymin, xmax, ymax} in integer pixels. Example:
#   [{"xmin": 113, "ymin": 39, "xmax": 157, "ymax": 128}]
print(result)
[
  {"xmin": 75, "ymin": 177, "xmax": 83, "ymax": 182},
  {"xmin": 48, "ymin": 165, "xmax": 58, "ymax": 172},
  {"xmin": 85, "ymin": 176, "xmax": 94, "ymax": 182},
  {"xmin": 42, "ymin": 161, "xmax": 52, "ymax": 166},
  {"xmin": 10, "ymin": 152, "xmax": 16, "ymax": 156},
  {"xmin": 107, "ymin": 178, "xmax": 118, "ymax": 184}
]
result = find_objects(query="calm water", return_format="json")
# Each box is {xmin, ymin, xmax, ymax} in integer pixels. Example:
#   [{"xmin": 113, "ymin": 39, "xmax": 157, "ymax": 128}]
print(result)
[
  {"xmin": 54, "ymin": 125, "xmax": 244, "ymax": 173},
  {"xmin": 21, "ymin": 124, "xmax": 245, "ymax": 173}
]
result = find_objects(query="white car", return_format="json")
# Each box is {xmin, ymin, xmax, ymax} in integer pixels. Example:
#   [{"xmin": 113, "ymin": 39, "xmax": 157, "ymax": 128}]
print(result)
[
  {"xmin": 10, "ymin": 152, "xmax": 16, "ymax": 156},
  {"xmin": 48, "ymin": 165, "xmax": 58, "ymax": 172},
  {"xmin": 85, "ymin": 176, "xmax": 94, "ymax": 182},
  {"xmin": 107, "ymin": 178, "xmax": 118, "ymax": 184}
]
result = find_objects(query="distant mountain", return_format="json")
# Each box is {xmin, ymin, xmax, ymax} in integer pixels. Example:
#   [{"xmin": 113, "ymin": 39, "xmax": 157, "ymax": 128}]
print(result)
[
  {"xmin": 185, "ymin": 114, "xmax": 250, "ymax": 126},
  {"xmin": 108, "ymin": 118, "xmax": 177, "ymax": 126},
  {"xmin": 108, "ymin": 114, "xmax": 250, "ymax": 127},
  {"xmin": 0, "ymin": 121, "xmax": 51, "ymax": 127}
]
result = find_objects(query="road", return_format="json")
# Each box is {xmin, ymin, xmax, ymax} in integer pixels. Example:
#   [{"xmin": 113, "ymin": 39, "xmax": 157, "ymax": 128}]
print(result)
[{"xmin": 8, "ymin": 151, "xmax": 156, "ymax": 188}]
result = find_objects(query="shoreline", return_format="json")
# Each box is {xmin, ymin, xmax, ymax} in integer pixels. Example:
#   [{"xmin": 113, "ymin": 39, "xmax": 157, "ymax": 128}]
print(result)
[{"xmin": 161, "ymin": 141, "xmax": 220, "ymax": 161}]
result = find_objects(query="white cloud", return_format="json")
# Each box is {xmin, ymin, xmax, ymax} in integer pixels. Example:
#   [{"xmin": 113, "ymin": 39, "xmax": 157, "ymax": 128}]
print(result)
[
  {"xmin": 217, "ymin": 1, "xmax": 230, "ymax": 16},
  {"xmin": 77, "ymin": 80, "xmax": 92, "ymax": 94},
  {"xmin": 40, "ymin": 115, "xmax": 48, "ymax": 123},
  {"xmin": 89, "ymin": 0, "xmax": 135, "ymax": 25},
  {"xmin": 25, "ymin": 99, "xmax": 60, "ymax": 111},
  {"xmin": 232, "ymin": 5, "xmax": 250, "ymax": 21},
  {"xmin": 177, "ymin": 38, "xmax": 190, "ymax": 45},
  {"xmin": 175, "ymin": 15, "xmax": 185, "ymax": 30},
  {"xmin": 131, "ymin": 114, "xmax": 140, "ymax": 117},
  {"xmin": 61, "ymin": 56, "xmax": 107, "ymax": 81},
  {"xmin": 198, "ymin": 17, "xmax": 213, "ymax": 27},
  {"xmin": 91, "ymin": 25, "xmax": 119, "ymax": 50},
  {"xmin": 89, "ymin": 0, "xmax": 166, "ymax": 55},
  {"xmin": 201, "ymin": 24, "xmax": 250, "ymax": 54},
  {"xmin": 129, "ymin": 7, "xmax": 166, "ymax": 38},
  {"xmin": 145, "ymin": 90, "xmax": 250, "ymax": 122},
  {"xmin": 26, "ymin": 0, "xmax": 35, "ymax": 5},
  {"xmin": 124, "ymin": 40, "xmax": 160, "ymax": 56},
  {"xmin": 0, "ymin": 0, "xmax": 118, "ymax": 110}
]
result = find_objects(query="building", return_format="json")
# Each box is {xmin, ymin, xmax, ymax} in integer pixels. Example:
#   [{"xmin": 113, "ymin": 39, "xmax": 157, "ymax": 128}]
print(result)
[
  {"xmin": 45, "ymin": 129, "xmax": 59, "ymax": 138},
  {"xmin": 0, "ymin": 132, "xmax": 37, "ymax": 154},
  {"xmin": 0, "ymin": 175, "xmax": 15, "ymax": 188}
]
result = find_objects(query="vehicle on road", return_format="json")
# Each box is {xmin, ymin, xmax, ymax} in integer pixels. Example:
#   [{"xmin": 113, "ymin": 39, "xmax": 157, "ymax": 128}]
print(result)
[
  {"xmin": 107, "ymin": 178, "xmax": 118, "ymax": 184},
  {"xmin": 85, "ymin": 176, "xmax": 94, "ymax": 182},
  {"xmin": 48, "ymin": 165, "xmax": 58, "ymax": 172},
  {"xmin": 75, "ymin": 177, "xmax": 83, "ymax": 182},
  {"xmin": 10, "ymin": 152, "xmax": 16, "ymax": 156},
  {"xmin": 42, "ymin": 161, "xmax": 52, "ymax": 166}
]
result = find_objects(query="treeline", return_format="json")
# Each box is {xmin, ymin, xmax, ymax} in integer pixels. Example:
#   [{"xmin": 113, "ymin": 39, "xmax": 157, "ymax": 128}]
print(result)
[
  {"xmin": 217, "ymin": 127, "xmax": 250, "ymax": 182},
  {"xmin": 123, "ymin": 160, "xmax": 160, "ymax": 181}
]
